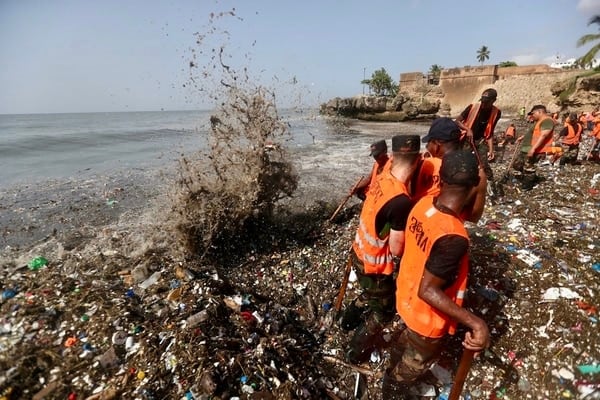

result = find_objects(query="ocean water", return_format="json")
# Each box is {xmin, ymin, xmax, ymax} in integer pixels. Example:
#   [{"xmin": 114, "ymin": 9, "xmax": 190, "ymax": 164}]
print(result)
[
  {"xmin": 0, "ymin": 109, "xmax": 430, "ymax": 188},
  {"xmin": 0, "ymin": 109, "xmax": 431, "ymax": 252}
]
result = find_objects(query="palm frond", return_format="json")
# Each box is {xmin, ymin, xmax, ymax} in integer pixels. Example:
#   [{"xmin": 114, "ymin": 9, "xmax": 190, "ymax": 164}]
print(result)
[
  {"xmin": 588, "ymin": 15, "xmax": 600, "ymax": 26},
  {"xmin": 577, "ymin": 33, "xmax": 600, "ymax": 47}
]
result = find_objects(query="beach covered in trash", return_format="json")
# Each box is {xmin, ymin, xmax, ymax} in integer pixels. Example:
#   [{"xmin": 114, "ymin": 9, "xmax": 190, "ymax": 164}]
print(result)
[{"xmin": 1, "ymin": 106, "xmax": 599, "ymax": 400}]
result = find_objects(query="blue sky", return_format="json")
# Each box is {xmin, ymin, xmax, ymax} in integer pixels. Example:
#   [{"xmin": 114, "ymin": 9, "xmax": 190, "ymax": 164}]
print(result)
[{"xmin": 1, "ymin": 0, "xmax": 600, "ymax": 114}]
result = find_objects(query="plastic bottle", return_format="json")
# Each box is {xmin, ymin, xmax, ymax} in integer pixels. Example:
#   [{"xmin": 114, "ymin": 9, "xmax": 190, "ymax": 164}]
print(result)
[
  {"xmin": 138, "ymin": 272, "xmax": 161, "ymax": 289},
  {"xmin": 436, "ymin": 384, "xmax": 452, "ymax": 400},
  {"xmin": 27, "ymin": 256, "xmax": 48, "ymax": 270},
  {"xmin": 517, "ymin": 377, "xmax": 531, "ymax": 392}
]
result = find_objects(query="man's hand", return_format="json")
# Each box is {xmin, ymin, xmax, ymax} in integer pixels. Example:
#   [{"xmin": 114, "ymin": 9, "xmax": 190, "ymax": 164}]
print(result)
[
  {"xmin": 464, "ymin": 128, "xmax": 474, "ymax": 141},
  {"xmin": 487, "ymin": 151, "xmax": 495, "ymax": 161},
  {"xmin": 463, "ymin": 317, "xmax": 490, "ymax": 351}
]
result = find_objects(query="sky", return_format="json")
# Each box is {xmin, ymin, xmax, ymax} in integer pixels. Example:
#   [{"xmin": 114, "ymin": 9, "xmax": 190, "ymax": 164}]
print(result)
[{"xmin": 1, "ymin": 0, "xmax": 600, "ymax": 114}]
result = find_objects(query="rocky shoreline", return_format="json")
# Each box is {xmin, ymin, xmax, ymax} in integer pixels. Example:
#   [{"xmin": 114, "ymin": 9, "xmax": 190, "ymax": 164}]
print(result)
[{"xmin": 320, "ymin": 71, "xmax": 600, "ymax": 121}]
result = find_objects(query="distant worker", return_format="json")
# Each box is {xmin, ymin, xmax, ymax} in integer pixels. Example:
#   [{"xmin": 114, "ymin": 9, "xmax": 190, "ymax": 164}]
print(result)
[
  {"xmin": 588, "ymin": 112, "xmax": 600, "ymax": 161},
  {"xmin": 351, "ymin": 139, "xmax": 390, "ymax": 201},
  {"xmin": 587, "ymin": 111, "xmax": 594, "ymax": 132},
  {"xmin": 512, "ymin": 105, "xmax": 555, "ymax": 190},
  {"xmin": 455, "ymin": 88, "xmax": 501, "ymax": 197},
  {"xmin": 519, "ymin": 106, "xmax": 526, "ymax": 120},
  {"xmin": 499, "ymin": 123, "xmax": 516, "ymax": 146},
  {"xmin": 382, "ymin": 150, "xmax": 490, "ymax": 397},
  {"xmin": 413, "ymin": 117, "xmax": 487, "ymax": 223},
  {"xmin": 558, "ymin": 113, "xmax": 583, "ymax": 167}
]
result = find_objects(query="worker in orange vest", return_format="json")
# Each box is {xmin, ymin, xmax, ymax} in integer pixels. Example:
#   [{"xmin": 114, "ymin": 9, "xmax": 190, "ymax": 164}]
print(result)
[
  {"xmin": 351, "ymin": 139, "xmax": 390, "ymax": 201},
  {"xmin": 382, "ymin": 150, "xmax": 489, "ymax": 396},
  {"xmin": 588, "ymin": 112, "xmax": 600, "ymax": 161},
  {"xmin": 455, "ymin": 88, "xmax": 501, "ymax": 198},
  {"xmin": 499, "ymin": 123, "xmax": 516, "ymax": 146},
  {"xmin": 512, "ymin": 105, "xmax": 555, "ymax": 190},
  {"xmin": 558, "ymin": 113, "xmax": 583, "ymax": 167},
  {"xmin": 412, "ymin": 117, "xmax": 487, "ymax": 223}
]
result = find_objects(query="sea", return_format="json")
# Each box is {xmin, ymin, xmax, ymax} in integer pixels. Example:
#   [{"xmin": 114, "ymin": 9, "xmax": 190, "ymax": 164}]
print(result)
[
  {"xmin": 0, "ymin": 110, "xmax": 431, "ymax": 187},
  {"xmin": 0, "ymin": 109, "xmax": 431, "ymax": 254}
]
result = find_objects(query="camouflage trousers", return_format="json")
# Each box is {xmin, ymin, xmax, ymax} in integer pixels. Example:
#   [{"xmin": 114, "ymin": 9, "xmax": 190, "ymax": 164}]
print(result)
[
  {"xmin": 462, "ymin": 139, "xmax": 494, "ymax": 181},
  {"xmin": 350, "ymin": 250, "xmax": 396, "ymax": 319},
  {"xmin": 560, "ymin": 144, "xmax": 579, "ymax": 165},
  {"xmin": 387, "ymin": 328, "xmax": 444, "ymax": 383}
]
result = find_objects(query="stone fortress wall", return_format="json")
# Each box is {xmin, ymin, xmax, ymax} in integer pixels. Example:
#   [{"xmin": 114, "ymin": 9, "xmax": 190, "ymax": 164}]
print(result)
[{"xmin": 399, "ymin": 65, "xmax": 580, "ymax": 117}]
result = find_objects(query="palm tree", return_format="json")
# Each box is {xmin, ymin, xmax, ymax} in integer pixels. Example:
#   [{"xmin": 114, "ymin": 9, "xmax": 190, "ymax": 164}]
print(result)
[
  {"xmin": 428, "ymin": 64, "xmax": 442, "ymax": 84},
  {"xmin": 476, "ymin": 46, "xmax": 490, "ymax": 65},
  {"xmin": 576, "ymin": 15, "xmax": 600, "ymax": 68}
]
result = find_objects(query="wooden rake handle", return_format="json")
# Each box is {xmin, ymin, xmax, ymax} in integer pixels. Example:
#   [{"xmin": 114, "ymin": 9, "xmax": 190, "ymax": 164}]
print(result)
[
  {"xmin": 328, "ymin": 176, "xmax": 364, "ymax": 223},
  {"xmin": 448, "ymin": 348, "xmax": 475, "ymax": 400}
]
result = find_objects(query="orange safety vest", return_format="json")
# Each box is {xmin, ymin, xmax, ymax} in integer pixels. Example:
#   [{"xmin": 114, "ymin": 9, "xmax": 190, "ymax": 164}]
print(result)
[
  {"xmin": 463, "ymin": 103, "xmax": 500, "ymax": 140},
  {"xmin": 369, "ymin": 155, "xmax": 391, "ymax": 187},
  {"xmin": 593, "ymin": 117, "xmax": 600, "ymax": 139},
  {"xmin": 505, "ymin": 125, "xmax": 515, "ymax": 138},
  {"xmin": 562, "ymin": 123, "xmax": 582, "ymax": 146},
  {"xmin": 396, "ymin": 196, "xmax": 469, "ymax": 338},
  {"xmin": 353, "ymin": 170, "xmax": 410, "ymax": 275},
  {"xmin": 411, "ymin": 156, "xmax": 441, "ymax": 203},
  {"xmin": 532, "ymin": 117, "xmax": 555, "ymax": 154}
]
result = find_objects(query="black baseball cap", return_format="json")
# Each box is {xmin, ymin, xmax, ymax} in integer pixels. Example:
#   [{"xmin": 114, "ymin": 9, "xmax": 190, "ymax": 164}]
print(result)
[
  {"xmin": 369, "ymin": 139, "xmax": 387, "ymax": 157},
  {"xmin": 421, "ymin": 117, "xmax": 461, "ymax": 143},
  {"xmin": 527, "ymin": 105, "xmax": 546, "ymax": 115},
  {"xmin": 480, "ymin": 88, "xmax": 497, "ymax": 102},
  {"xmin": 391, "ymin": 135, "xmax": 420, "ymax": 153},
  {"xmin": 440, "ymin": 150, "xmax": 480, "ymax": 187}
]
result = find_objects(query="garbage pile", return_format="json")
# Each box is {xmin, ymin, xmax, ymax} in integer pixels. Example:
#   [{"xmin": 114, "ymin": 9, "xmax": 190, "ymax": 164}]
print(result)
[{"xmin": 1, "ymin": 155, "xmax": 599, "ymax": 400}]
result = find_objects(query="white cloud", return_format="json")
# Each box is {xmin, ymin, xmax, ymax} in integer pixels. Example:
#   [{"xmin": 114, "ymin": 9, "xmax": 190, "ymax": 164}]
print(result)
[{"xmin": 577, "ymin": 0, "xmax": 600, "ymax": 14}]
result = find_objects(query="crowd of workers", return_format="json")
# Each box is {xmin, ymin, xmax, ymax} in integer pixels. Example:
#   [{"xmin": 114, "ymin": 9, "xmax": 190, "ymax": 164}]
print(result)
[{"xmin": 340, "ymin": 89, "xmax": 600, "ymax": 399}]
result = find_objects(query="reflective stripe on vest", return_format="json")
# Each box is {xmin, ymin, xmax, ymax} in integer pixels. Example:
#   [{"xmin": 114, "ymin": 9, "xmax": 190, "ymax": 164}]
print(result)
[
  {"xmin": 396, "ymin": 196, "xmax": 469, "ymax": 338},
  {"xmin": 464, "ymin": 103, "xmax": 500, "ymax": 140},
  {"xmin": 353, "ymin": 171, "xmax": 409, "ymax": 275}
]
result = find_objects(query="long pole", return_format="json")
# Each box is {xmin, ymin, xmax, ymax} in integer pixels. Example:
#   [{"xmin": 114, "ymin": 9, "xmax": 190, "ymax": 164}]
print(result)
[
  {"xmin": 334, "ymin": 246, "xmax": 354, "ymax": 313},
  {"xmin": 448, "ymin": 349, "xmax": 475, "ymax": 400},
  {"xmin": 328, "ymin": 176, "xmax": 364, "ymax": 223}
]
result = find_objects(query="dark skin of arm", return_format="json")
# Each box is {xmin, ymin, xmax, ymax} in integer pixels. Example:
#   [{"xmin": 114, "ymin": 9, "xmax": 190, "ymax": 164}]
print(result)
[{"xmin": 417, "ymin": 270, "xmax": 490, "ymax": 351}]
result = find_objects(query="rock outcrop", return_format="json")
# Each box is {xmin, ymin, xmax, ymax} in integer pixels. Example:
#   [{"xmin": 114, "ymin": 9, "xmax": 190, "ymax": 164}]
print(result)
[
  {"xmin": 320, "ymin": 86, "xmax": 444, "ymax": 122},
  {"xmin": 321, "ymin": 71, "xmax": 600, "ymax": 120},
  {"xmin": 552, "ymin": 72, "xmax": 600, "ymax": 112}
]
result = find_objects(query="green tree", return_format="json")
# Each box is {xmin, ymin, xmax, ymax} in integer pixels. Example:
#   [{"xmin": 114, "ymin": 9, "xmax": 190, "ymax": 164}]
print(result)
[
  {"xmin": 498, "ymin": 61, "xmax": 518, "ymax": 67},
  {"xmin": 576, "ymin": 15, "xmax": 600, "ymax": 68},
  {"xmin": 476, "ymin": 45, "xmax": 490, "ymax": 65},
  {"xmin": 363, "ymin": 68, "xmax": 397, "ymax": 96},
  {"xmin": 428, "ymin": 64, "xmax": 442, "ymax": 84}
]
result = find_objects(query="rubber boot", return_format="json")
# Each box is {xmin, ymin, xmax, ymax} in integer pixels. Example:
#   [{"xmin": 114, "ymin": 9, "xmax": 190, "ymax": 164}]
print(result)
[
  {"xmin": 382, "ymin": 373, "xmax": 414, "ymax": 400},
  {"xmin": 339, "ymin": 299, "xmax": 365, "ymax": 331},
  {"xmin": 345, "ymin": 318, "xmax": 383, "ymax": 364},
  {"xmin": 521, "ymin": 172, "xmax": 536, "ymax": 191},
  {"xmin": 493, "ymin": 180, "xmax": 504, "ymax": 198}
]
